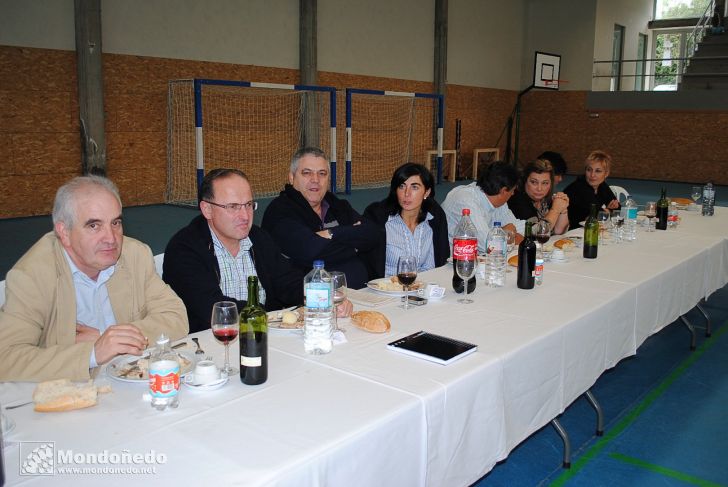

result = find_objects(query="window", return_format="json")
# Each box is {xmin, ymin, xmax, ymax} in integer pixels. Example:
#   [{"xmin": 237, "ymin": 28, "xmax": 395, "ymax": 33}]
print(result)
[
  {"xmin": 654, "ymin": 0, "xmax": 711, "ymax": 20},
  {"xmin": 611, "ymin": 24, "xmax": 625, "ymax": 91},
  {"xmin": 635, "ymin": 33, "xmax": 648, "ymax": 91},
  {"xmin": 652, "ymin": 30, "xmax": 689, "ymax": 90}
]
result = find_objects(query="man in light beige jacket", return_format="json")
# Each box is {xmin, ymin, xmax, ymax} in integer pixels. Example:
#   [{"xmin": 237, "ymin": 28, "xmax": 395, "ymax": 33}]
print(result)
[{"xmin": 0, "ymin": 176, "xmax": 188, "ymax": 382}]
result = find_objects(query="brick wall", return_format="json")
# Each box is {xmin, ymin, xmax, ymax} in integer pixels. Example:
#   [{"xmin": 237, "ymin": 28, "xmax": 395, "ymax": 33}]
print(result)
[{"xmin": 1, "ymin": 45, "xmax": 725, "ymax": 218}]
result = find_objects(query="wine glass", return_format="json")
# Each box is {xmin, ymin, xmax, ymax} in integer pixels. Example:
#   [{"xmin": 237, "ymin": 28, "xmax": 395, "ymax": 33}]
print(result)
[
  {"xmin": 454, "ymin": 254, "xmax": 476, "ymax": 304},
  {"xmin": 330, "ymin": 271, "xmax": 347, "ymax": 332},
  {"xmin": 644, "ymin": 201, "xmax": 657, "ymax": 232},
  {"xmin": 505, "ymin": 228, "xmax": 516, "ymax": 273},
  {"xmin": 612, "ymin": 212, "xmax": 624, "ymax": 243},
  {"xmin": 211, "ymin": 301, "xmax": 239, "ymax": 375},
  {"xmin": 691, "ymin": 186, "xmax": 702, "ymax": 205},
  {"xmin": 597, "ymin": 210, "xmax": 612, "ymax": 244},
  {"xmin": 533, "ymin": 220, "xmax": 551, "ymax": 249},
  {"xmin": 397, "ymin": 255, "xmax": 418, "ymax": 310}
]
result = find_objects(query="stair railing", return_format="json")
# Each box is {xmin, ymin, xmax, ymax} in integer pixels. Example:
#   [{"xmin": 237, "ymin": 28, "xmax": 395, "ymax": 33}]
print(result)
[{"xmin": 686, "ymin": 0, "xmax": 716, "ymax": 62}]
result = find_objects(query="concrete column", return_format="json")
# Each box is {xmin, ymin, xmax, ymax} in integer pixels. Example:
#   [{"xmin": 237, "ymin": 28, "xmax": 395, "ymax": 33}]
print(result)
[
  {"xmin": 75, "ymin": 0, "xmax": 106, "ymax": 175},
  {"xmin": 300, "ymin": 0, "xmax": 320, "ymax": 149}
]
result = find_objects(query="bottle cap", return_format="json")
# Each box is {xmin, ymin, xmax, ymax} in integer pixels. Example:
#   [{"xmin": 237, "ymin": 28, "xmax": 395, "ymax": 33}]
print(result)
[
  {"xmin": 462, "ymin": 209, "xmax": 470, "ymax": 216},
  {"xmin": 493, "ymin": 221, "xmax": 501, "ymax": 227},
  {"xmin": 313, "ymin": 260, "xmax": 324, "ymax": 268}
]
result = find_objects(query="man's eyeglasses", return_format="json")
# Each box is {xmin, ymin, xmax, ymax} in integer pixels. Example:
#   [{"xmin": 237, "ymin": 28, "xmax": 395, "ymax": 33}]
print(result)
[{"xmin": 204, "ymin": 200, "xmax": 258, "ymax": 212}]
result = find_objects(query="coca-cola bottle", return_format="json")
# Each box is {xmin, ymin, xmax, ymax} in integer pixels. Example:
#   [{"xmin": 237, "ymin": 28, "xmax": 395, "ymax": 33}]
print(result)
[{"xmin": 452, "ymin": 208, "xmax": 478, "ymax": 294}]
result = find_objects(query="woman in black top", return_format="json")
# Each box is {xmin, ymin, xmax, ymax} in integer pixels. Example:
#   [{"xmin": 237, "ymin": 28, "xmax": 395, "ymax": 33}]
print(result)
[
  {"xmin": 563, "ymin": 150, "xmax": 620, "ymax": 230},
  {"xmin": 508, "ymin": 159, "xmax": 570, "ymax": 234},
  {"xmin": 364, "ymin": 163, "xmax": 450, "ymax": 278}
]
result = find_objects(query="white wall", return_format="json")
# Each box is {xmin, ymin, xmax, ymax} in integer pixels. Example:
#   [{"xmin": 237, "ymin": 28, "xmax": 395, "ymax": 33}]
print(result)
[
  {"xmin": 593, "ymin": 0, "xmax": 653, "ymax": 91},
  {"xmin": 522, "ymin": 0, "xmax": 598, "ymax": 91},
  {"xmin": 319, "ymin": 0, "xmax": 434, "ymax": 82},
  {"xmin": 0, "ymin": 0, "xmax": 75, "ymax": 50},
  {"xmin": 102, "ymin": 0, "xmax": 299, "ymax": 69},
  {"xmin": 448, "ymin": 0, "xmax": 526, "ymax": 89}
]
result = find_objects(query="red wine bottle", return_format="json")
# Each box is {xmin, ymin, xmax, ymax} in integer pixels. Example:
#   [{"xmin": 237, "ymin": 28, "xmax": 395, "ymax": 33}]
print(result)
[
  {"xmin": 517, "ymin": 221, "xmax": 536, "ymax": 289},
  {"xmin": 656, "ymin": 188, "xmax": 668, "ymax": 230},
  {"xmin": 583, "ymin": 204, "xmax": 599, "ymax": 259},
  {"xmin": 239, "ymin": 276, "xmax": 268, "ymax": 385}
]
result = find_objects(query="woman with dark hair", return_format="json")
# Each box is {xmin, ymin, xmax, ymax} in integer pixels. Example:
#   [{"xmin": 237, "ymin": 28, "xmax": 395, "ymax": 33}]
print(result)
[
  {"xmin": 508, "ymin": 159, "xmax": 570, "ymax": 235},
  {"xmin": 364, "ymin": 163, "xmax": 450, "ymax": 277}
]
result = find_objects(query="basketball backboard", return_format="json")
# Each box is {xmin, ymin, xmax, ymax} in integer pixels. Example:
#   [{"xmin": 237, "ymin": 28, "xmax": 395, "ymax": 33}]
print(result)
[{"xmin": 533, "ymin": 51, "xmax": 561, "ymax": 90}]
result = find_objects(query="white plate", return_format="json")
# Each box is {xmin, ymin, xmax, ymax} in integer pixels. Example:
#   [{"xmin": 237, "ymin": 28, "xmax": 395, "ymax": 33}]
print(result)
[
  {"xmin": 183, "ymin": 372, "xmax": 229, "ymax": 391},
  {"xmin": 1, "ymin": 414, "xmax": 16, "ymax": 435},
  {"xmin": 367, "ymin": 278, "xmax": 425, "ymax": 296},
  {"xmin": 106, "ymin": 350, "xmax": 196, "ymax": 383},
  {"xmin": 550, "ymin": 257, "xmax": 570, "ymax": 264}
]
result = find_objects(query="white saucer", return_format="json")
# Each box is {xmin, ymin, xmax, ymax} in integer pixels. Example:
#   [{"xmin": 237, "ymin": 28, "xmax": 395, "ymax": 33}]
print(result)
[
  {"xmin": 550, "ymin": 258, "xmax": 569, "ymax": 264},
  {"xmin": 183, "ymin": 372, "xmax": 229, "ymax": 391}
]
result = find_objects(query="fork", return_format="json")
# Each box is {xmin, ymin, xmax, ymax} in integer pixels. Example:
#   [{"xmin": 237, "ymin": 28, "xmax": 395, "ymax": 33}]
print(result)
[
  {"xmin": 4, "ymin": 401, "xmax": 32, "ymax": 410},
  {"xmin": 191, "ymin": 337, "xmax": 205, "ymax": 355}
]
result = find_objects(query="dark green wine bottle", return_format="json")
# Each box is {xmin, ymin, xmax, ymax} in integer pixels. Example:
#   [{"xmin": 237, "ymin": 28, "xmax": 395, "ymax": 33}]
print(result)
[
  {"xmin": 239, "ymin": 276, "xmax": 268, "ymax": 385},
  {"xmin": 656, "ymin": 187, "xmax": 668, "ymax": 230},
  {"xmin": 583, "ymin": 204, "xmax": 599, "ymax": 259}
]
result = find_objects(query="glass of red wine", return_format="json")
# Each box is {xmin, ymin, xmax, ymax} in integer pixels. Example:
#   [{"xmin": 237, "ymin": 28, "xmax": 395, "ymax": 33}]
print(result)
[
  {"xmin": 397, "ymin": 255, "xmax": 418, "ymax": 310},
  {"xmin": 534, "ymin": 219, "xmax": 551, "ymax": 249},
  {"xmin": 211, "ymin": 301, "xmax": 239, "ymax": 375}
]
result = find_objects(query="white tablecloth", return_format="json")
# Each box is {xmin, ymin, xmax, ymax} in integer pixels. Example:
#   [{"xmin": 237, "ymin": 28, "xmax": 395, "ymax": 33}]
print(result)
[{"xmin": 2, "ymin": 207, "xmax": 727, "ymax": 486}]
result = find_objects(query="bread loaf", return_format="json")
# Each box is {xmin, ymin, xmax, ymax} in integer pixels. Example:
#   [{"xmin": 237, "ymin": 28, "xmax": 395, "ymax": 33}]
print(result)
[
  {"xmin": 351, "ymin": 311, "xmax": 391, "ymax": 333},
  {"xmin": 33, "ymin": 379, "xmax": 98, "ymax": 412}
]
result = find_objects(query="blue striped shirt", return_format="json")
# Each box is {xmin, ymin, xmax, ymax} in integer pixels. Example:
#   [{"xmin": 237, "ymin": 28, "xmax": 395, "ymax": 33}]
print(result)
[{"xmin": 384, "ymin": 213, "xmax": 436, "ymax": 277}]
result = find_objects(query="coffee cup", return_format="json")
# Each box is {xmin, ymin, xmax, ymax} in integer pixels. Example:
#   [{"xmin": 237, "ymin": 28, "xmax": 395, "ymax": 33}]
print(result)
[
  {"xmin": 193, "ymin": 360, "xmax": 221, "ymax": 385},
  {"xmin": 551, "ymin": 249, "xmax": 566, "ymax": 261}
]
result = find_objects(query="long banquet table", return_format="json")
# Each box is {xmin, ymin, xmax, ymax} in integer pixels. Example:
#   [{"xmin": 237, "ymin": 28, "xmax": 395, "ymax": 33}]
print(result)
[{"xmin": 2, "ymin": 207, "xmax": 727, "ymax": 486}]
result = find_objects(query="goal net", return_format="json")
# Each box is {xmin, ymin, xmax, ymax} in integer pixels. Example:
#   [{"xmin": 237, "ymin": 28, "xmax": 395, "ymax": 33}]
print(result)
[
  {"xmin": 167, "ymin": 79, "xmax": 335, "ymax": 205},
  {"xmin": 346, "ymin": 90, "xmax": 443, "ymax": 191}
]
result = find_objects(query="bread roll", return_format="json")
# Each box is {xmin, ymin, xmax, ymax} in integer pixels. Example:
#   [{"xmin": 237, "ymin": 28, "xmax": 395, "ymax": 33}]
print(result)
[
  {"xmin": 33, "ymin": 379, "xmax": 98, "ymax": 412},
  {"xmin": 554, "ymin": 238, "xmax": 575, "ymax": 250},
  {"xmin": 508, "ymin": 255, "xmax": 519, "ymax": 267},
  {"xmin": 351, "ymin": 311, "xmax": 391, "ymax": 333}
]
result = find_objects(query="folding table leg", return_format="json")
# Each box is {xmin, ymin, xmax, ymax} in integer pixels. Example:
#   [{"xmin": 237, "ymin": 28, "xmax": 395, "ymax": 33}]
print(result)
[
  {"xmin": 697, "ymin": 302, "xmax": 712, "ymax": 337},
  {"xmin": 680, "ymin": 315, "xmax": 697, "ymax": 351},
  {"xmin": 551, "ymin": 418, "xmax": 571, "ymax": 468},
  {"xmin": 584, "ymin": 389, "xmax": 604, "ymax": 436}
]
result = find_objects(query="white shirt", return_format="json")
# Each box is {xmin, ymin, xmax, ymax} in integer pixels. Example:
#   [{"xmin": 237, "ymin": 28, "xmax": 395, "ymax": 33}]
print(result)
[
  {"xmin": 63, "ymin": 250, "xmax": 117, "ymax": 368},
  {"xmin": 384, "ymin": 213, "xmax": 436, "ymax": 277},
  {"xmin": 442, "ymin": 182, "xmax": 525, "ymax": 253}
]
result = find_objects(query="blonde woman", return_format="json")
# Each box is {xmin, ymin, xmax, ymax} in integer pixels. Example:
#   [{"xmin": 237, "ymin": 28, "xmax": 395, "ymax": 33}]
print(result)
[{"xmin": 563, "ymin": 150, "xmax": 620, "ymax": 230}]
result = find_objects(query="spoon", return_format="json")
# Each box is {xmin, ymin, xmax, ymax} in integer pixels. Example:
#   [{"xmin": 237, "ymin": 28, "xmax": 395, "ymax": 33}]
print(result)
[{"xmin": 191, "ymin": 337, "xmax": 205, "ymax": 355}]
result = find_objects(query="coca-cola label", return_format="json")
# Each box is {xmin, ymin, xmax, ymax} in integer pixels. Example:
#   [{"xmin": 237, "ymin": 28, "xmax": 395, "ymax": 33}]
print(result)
[{"xmin": 453, "ymin": 238, "xmax": 477, "ymax": 261}]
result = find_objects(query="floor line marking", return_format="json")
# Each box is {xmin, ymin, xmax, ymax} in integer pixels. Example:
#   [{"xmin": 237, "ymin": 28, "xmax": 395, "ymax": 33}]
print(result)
[
  {"xmin": 550, "ymin": 320, "xmax": 728, "ymax": 486},
  {"xmin": 608, "ymin": 452, "xmax": 725, "ymax": 487}
]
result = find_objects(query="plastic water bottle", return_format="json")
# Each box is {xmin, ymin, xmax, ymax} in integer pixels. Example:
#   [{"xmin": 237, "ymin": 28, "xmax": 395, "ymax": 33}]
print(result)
[
  {"xmin": 623, "ymin": 197, "xmax": 638, "ymax": 241},
  {"xmin": 485, "ymin": 221, "xmax": 507, "ymax": 287},
  {"xmin": 535, "ymin": 245, "xmax": 544, "ymax": 286},
  {"xmin": 667, "ymin": 202, "xmax": 679, "ymax": 229},
  {"xmin": 303, "ymin": 260, "xmax": 333, "ymax": 355},
  {"xmin": 149, "ymin": 333, "xmax": 180, "ymax": 411},
  {"xmin": 702, "ymin": 182, "xmax": 715, "ymax": 216}
]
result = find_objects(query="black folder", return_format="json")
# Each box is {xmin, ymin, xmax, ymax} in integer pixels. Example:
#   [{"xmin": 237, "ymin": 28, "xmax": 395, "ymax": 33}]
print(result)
[{"xmin": 387, "ymin": 331, "xmax": 477, "ymax": 365}]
